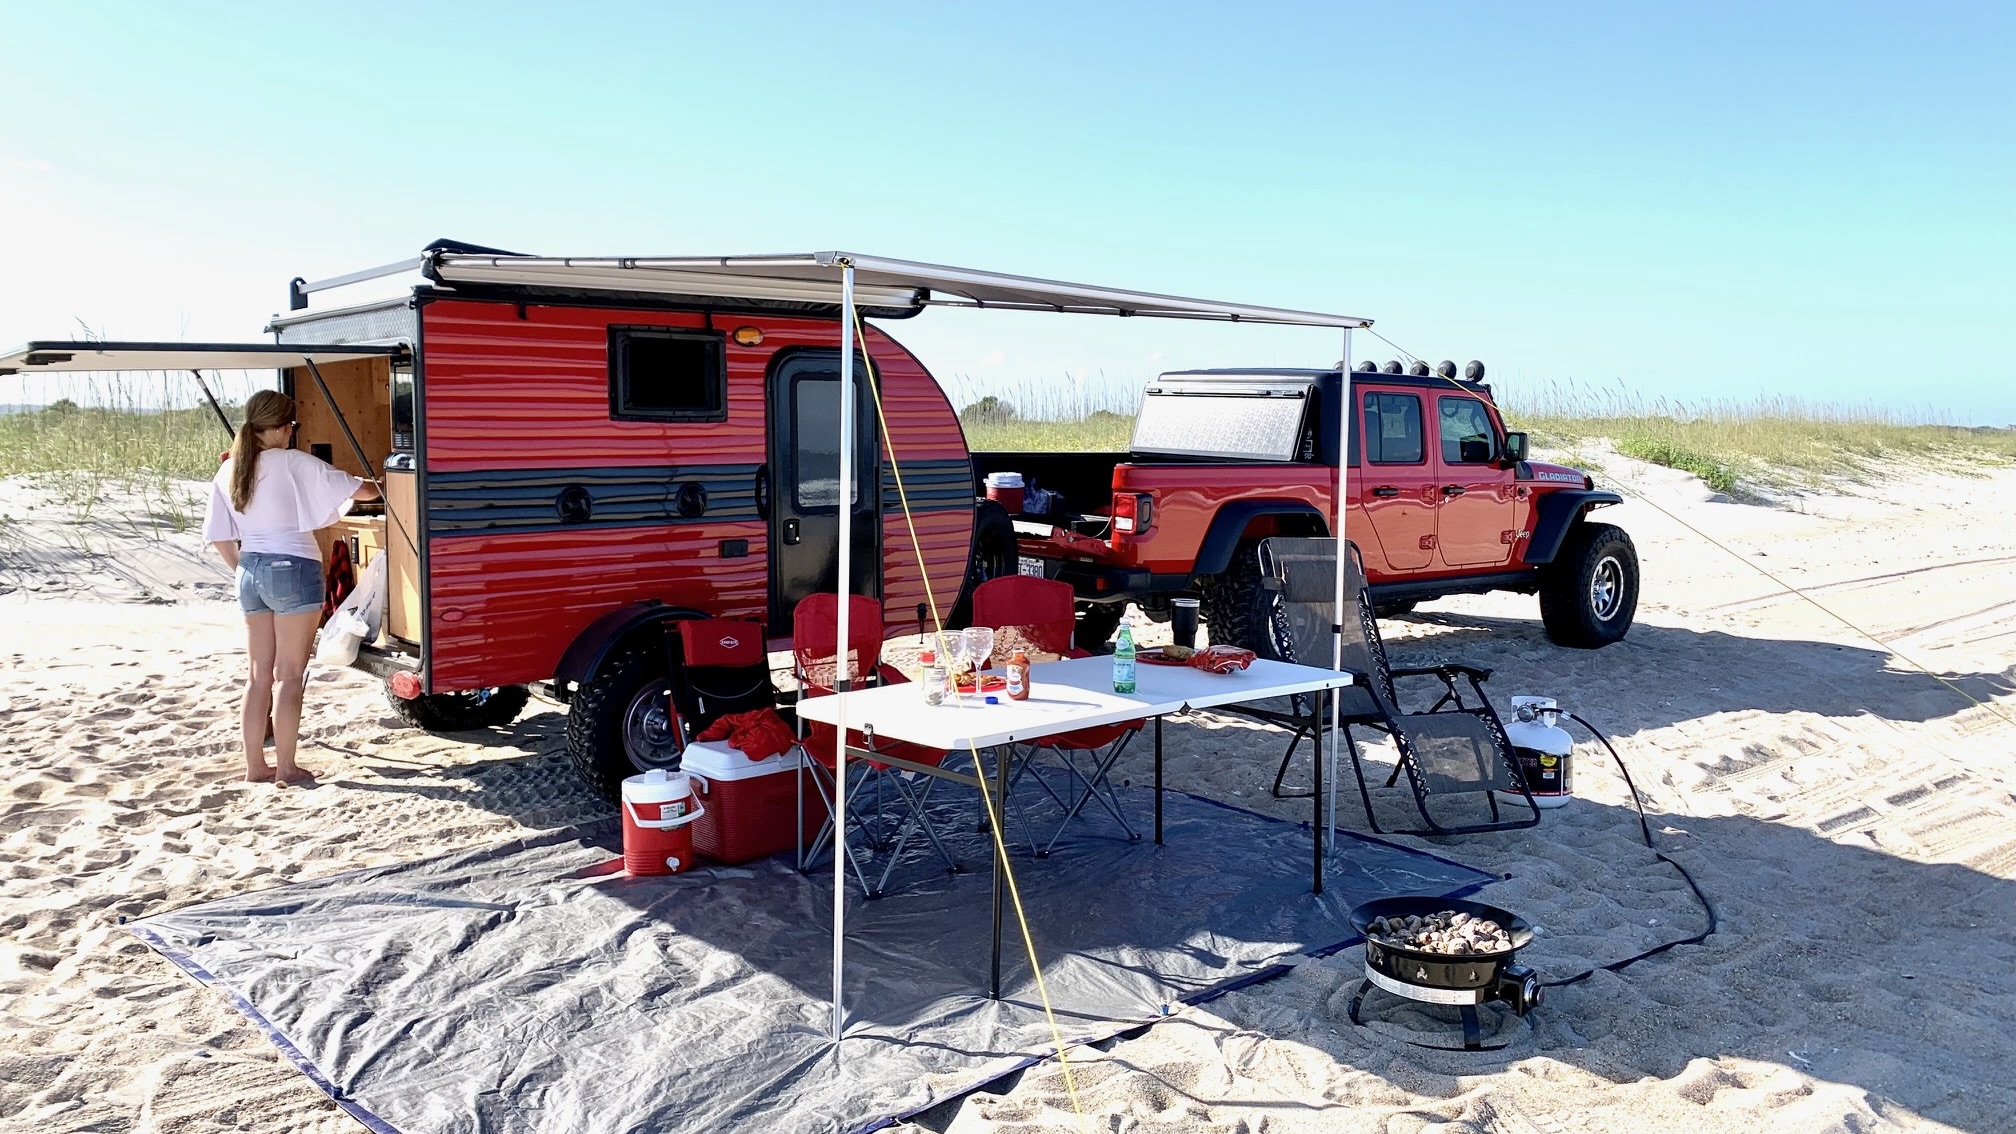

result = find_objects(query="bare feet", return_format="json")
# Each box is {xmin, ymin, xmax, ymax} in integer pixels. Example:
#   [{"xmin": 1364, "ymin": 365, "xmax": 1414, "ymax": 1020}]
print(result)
[
  {"xmin": 275, "ymin": 767, "xmax": 319, "ymax": 786},
  {"xmin": 244, "ymin": 765, "xmax": 277, "ymax": 783}
]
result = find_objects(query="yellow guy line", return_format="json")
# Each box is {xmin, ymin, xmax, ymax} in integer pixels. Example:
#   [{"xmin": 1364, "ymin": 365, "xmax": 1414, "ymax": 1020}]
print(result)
[
  {"xmin": 851, "ymin": 308, "xmax": 1092, "ymax": 1131},
  {"xmin": 1360, "ymin": 327, "xmax": 2016, "ymax": 734}
]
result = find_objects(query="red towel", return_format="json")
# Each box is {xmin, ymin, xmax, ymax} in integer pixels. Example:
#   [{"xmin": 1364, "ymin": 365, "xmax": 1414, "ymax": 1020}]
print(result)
[
  {"xmin": 1187, "ymin": 645, "xmax": 1255, "ymax": 674},
  {"xmin": 695, "ymin": 708, "xmax": 797, "ymax": 761}
]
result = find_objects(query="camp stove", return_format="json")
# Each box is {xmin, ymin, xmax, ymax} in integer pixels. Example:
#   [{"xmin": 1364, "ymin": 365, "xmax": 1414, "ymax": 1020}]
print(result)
[{"xmin": 1346, "ymin": 896, "xmax": 1542, "ymax": 1051}]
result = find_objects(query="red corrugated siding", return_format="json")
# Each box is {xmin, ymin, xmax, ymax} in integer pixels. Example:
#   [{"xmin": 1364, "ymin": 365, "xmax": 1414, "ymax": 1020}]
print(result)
[
  {"xmin": 417, "ymin": 299, "xmax": 973, "ymax": 692},
  {"xmin": 429, "ymin": 522, "xmax": 769, "ymax": 690}
]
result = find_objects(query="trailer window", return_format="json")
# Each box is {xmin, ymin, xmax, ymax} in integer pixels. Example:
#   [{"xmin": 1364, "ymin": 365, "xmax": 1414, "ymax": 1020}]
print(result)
[
  {"xmin": 792, "ymin": 377, "xmax": 862, "ymax": 510},
  {"xmin": 1363, "ymin": 392, "xmax": 1424, "ymax": 464},
  {"xmin": 609, "ymin": 328, "xmax": 726, "ymax": 421}
]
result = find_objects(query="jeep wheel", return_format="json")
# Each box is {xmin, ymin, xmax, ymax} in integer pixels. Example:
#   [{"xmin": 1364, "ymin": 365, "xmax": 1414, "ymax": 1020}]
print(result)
[
  {"xmin": 1199, "ymin": 540, "xmax": 1286, "ymax": 661},
  {"xmin": 1372, "ymin": 599, "xmax": 1417, "ymax": 619},
  {"xmin": 1539, "ymin": 522, "xmax": 1639, "ymax": 648},
  {"xmin": 565, "ymin": 646, "xmax": 685, "ymax": 801},
  {"xmin": 1074, "ymin": 603, "xmax": 1125, "ymax": 653},
  {"xmin": 385, "ymin": 683, "xmax": 530, "ymax": 731},
  {"xmin": 950, "ymin": 500, "xmax": 1017, "ymax": 628}
]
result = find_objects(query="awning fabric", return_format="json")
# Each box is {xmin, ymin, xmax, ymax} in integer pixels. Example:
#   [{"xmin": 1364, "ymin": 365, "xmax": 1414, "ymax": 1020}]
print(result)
[
  {"xmin": 428, "ymin": 251, "xmax": 1371, "ymax": 328},
  {"xmin": 0, "ymin": 341, "xmax": 399, "ymax": 375}
]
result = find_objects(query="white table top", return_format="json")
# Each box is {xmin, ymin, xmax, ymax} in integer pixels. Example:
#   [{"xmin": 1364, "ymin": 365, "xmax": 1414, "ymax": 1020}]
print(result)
[{"xmin": 793, "ymin": 654, "xmax": 1353, "ymax": 751}]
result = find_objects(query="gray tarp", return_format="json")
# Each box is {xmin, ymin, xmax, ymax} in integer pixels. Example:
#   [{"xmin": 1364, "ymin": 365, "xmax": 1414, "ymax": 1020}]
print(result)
[{"xmin": 134, "ymin": 789, "xmax": 1490, "ymax": 1134}]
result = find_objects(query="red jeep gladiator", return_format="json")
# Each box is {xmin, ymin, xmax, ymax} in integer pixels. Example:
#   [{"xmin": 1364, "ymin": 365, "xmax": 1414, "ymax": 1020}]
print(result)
[{"xmin": 979, "ymin": 361, "xmax": 1638, "ymax": 654}]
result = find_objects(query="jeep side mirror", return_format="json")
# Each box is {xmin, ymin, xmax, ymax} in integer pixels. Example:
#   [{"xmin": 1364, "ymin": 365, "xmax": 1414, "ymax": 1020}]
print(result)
[{"xmin": 1502, "ymin": 432, "xmax": 1529, "ymax": 464}]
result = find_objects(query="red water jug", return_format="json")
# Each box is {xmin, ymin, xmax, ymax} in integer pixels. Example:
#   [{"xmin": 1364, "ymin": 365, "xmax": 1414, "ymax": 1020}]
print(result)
[{"xmin": 621, "ymin": 769, "xmax": 706, "ymax": 876}]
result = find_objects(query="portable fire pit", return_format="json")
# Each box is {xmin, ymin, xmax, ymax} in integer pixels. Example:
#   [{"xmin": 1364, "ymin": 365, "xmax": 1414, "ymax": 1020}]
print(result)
[{"xmin": 1346, "ymin": 896, "xmax": 1542, "ymax": 1051}]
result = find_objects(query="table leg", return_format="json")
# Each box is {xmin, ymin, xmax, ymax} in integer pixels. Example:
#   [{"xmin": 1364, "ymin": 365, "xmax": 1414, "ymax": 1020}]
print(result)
[
  {"xmin": 1154, "ymin": 716, "xmax": 1164, "ymax": 846},
  {"xmin": 990, "ymin": 743, "xmax": 1008, "ymax": 1000},
  {"xmin": 1312, "ymin": 690, "xmax": 1325, "ymax": 895}
]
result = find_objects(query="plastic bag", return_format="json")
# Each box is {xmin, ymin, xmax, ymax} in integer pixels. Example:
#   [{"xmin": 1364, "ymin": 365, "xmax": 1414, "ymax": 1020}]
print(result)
[{"xmin": 316, "ymin": 555, "xmax": 386, "ymax": 665}]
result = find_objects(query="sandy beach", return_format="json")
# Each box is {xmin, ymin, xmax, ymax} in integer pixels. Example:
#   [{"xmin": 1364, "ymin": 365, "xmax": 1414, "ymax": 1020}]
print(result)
[{"xmin": 4, "ymin": 455, "xmax": 2013, "ymax": 1134}]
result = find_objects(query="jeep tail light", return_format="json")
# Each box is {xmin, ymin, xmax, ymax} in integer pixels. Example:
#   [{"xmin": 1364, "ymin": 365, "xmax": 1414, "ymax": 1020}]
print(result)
[{"xmin": 1111, "ymin": 493, "xmax": 1153, "ymax": 538}]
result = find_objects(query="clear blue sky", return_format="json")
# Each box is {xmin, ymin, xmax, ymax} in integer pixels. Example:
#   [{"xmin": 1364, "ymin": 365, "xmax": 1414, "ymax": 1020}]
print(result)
[{"xmin": 3, "ymin": 1, "xmax": 2011, "ymax": 423}]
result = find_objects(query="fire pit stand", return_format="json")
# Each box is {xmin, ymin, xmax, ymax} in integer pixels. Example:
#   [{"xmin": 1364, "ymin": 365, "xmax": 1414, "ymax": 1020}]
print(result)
[{"xmin": 1345, "ymin": 896, "xmax": 1543, "ymax": 1052}]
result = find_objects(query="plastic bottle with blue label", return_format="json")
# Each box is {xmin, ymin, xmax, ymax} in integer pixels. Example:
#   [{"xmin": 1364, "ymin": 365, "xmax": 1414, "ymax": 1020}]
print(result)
[{"xmin": 1112, "ymin": 621, "xmax": 1136, "ymax": 694}]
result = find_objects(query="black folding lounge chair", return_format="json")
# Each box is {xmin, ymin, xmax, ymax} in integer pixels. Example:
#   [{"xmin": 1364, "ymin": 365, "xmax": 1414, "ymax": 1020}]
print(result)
[{"xmin": 1256, "ymin": 536, "xmax": 1541, "ymax": 837}]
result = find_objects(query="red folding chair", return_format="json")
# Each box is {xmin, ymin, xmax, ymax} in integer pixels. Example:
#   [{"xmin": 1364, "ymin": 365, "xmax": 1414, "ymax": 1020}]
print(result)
[
  {"xmin": 791, "ymin": 593, "xmax": 965, "ymax": 897},
  {"xmin": 972, "ymin": 575, "xmax": 1146, "ymax": 856}
]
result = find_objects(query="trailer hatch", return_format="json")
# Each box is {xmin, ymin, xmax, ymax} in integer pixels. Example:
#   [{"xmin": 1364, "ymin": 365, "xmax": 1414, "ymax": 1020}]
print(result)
[{"xmin": 0, "ymin": 341, "xmax": 399, "ymax": 375}]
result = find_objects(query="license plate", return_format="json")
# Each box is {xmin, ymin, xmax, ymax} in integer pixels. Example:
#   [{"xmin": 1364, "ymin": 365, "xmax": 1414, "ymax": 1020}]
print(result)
[{"xmin": 1017, "ymin": 556, "xmax": 1047, "ymax": 578}]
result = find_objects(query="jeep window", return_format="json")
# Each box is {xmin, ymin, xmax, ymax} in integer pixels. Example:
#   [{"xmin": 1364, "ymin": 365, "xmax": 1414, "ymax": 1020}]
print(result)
[
  {"xmin": 1438, "ymin": 396, "xmax": 1497, "ymax": 464},
  {"xmin": 1362, "ymin": 392, "xmax": 1424, "ymax": 464},
  {"xmin": 609, "ymin": 328, "xmax": 726, "ymax": 421}
]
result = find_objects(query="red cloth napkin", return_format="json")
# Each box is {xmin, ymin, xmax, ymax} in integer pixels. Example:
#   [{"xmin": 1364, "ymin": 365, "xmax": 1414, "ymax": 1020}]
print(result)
[
  {"xmin": 1187, "ymin": 645, "xmax": 1255, "ymax": 674},
  {"xmin": 695, "ymin": 708, "xmax": 797, "ymax": 761}
]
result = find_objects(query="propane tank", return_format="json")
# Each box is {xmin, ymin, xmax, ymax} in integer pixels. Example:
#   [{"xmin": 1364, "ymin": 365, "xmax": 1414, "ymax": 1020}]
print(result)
[{"xmin": 1503, "ymin": 696, "xmax": 1574, "ymax": 809}]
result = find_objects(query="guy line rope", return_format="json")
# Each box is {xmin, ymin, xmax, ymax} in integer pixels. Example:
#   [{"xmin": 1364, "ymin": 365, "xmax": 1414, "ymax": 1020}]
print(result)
[{"xmin": 851, "ymin": 306, "xmax": 1092, "ymax": 1132}]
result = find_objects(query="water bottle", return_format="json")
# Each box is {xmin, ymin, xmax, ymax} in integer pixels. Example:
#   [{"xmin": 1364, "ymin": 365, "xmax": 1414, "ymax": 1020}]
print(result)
[{"xmin": 1112, "ymin": 621, "xmax": 1136, "ymax": 694}]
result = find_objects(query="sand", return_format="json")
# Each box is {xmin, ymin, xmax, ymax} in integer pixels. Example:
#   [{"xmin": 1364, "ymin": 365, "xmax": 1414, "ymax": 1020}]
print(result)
[{"xmin": 3, "ymin": 455, "xmax": 2014, "ymax": 1134}]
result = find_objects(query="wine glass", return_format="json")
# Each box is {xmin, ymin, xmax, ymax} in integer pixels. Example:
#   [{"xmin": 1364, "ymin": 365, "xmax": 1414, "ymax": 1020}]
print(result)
[
  {"xmin": 940, "ymin": 631, "xmax": 970, "ymax": 691},
  {"xmin": 963, "ymin": 626, "xmax": 996, "ymax": 674}
]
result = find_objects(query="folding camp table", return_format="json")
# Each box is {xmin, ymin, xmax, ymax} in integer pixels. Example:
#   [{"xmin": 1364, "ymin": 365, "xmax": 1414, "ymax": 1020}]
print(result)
[{"xmin": 794, "ymin": 653, "xmax": 1354, "ymax": 999}]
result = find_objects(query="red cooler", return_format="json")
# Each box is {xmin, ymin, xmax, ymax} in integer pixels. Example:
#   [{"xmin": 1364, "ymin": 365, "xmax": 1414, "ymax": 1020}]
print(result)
[
  {"xmin": 682, "ymin": 740, "xmax": 821, "ymax": 865},
  {"xmin": 621, "ymin": 769, "xmax": 705, "ymax": 876}
]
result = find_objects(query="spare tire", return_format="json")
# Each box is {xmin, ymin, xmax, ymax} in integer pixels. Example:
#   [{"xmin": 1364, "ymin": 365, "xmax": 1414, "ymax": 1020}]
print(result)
[{"xmin": 385, "ymin": 683, "xmax": 530, "ymax": 731}]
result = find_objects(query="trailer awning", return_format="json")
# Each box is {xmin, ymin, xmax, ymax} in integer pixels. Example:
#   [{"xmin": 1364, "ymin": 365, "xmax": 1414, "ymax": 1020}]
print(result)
[
  {"xmin": 426, "ymin": 251, "xmax": 1371, "ymax": 329},
  {"xmin": 0, "ymin": 341, "xmax": 400, "ymax": 375}
]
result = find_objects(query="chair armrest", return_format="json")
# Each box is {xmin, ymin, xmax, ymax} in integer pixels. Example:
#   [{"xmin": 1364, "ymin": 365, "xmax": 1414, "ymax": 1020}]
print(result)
[{"xmin": 1390, "ymin": 662, "xmax": 1493, "ymax": 683}]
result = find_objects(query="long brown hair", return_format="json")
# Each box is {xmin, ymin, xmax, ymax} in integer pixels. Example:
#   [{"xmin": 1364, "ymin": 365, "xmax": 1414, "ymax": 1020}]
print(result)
[{"xmin": 228, "ymin": 390, "xmax": 297, "ymax": 511}]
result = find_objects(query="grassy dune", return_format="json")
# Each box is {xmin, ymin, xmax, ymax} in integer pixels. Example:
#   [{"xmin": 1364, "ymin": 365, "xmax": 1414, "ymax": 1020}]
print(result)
[
  {"xmin": 961, "ymin": 386, "xmax": 2016, "ymax": 498},
  {"xmin": 0, "ymin": 401, "xmax": 230, "ymax": 527}
]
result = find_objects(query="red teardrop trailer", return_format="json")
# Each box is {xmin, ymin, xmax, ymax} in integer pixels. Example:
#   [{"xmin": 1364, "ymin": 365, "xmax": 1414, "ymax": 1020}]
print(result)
[{"xmin": 0, "ymin": 242, "xmax": 1367, "ymax": 801}]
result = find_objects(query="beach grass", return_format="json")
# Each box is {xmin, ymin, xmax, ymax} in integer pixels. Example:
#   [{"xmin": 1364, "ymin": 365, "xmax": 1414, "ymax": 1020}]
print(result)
[
  {"xmin": 0, "ymin": 395, "xmax": 231, "ymax": 530},
  {"xmin": 1496, "ymin": 382, "xmax": 2016, "ymax": 490}
]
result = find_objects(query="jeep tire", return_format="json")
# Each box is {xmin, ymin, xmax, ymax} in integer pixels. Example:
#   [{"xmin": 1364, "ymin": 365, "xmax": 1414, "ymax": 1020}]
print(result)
[
  {"xmin": 950, "ymin": 500, "xmax": 1018, "ymax": 629},
  {"xmin": 1074, "ymin": 603, "xmax": 1126, "ymax": 653},
  {"xmin": 1199, "ymin": 540, "xmax": 1285, "ymax": 662},
  {"xmin": 386, "ymin": 683, "xmax": 530, "ymax": 731},
  {"xmin": 565, "ymin": 645, "xmax": 684, "ymax": 802},
  {"xmin": 1538, "ymin": 521, "xmax": 1639, "ymax": 648}
]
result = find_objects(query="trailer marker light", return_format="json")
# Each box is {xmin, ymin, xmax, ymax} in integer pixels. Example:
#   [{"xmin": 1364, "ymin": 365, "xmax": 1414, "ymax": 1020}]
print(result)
[{"xmin": 732, "ymin": 326, "xmax": 765, "ymax": 346}]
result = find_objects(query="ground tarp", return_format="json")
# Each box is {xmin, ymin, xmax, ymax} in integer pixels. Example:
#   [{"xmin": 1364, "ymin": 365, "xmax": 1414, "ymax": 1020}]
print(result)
[{"xmin": 133, "ymin": 789, "xmax": 1492, "ymax": 1134}]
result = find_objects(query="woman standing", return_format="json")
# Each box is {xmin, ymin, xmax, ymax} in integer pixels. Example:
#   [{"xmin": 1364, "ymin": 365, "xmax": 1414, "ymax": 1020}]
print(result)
[{"xmin": 203, "ymin": 390, "xmax": 379, "ymax": 784}]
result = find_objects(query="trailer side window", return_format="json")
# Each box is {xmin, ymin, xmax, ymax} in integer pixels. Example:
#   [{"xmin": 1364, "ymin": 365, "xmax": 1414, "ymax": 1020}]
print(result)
[
  {"xmin": 609, "ymin": 328, "xmax": 726, "ymax": 421},
  {"xmin": 1362, "ymin": 392, "xmax": 1424, "ymax": 464}
]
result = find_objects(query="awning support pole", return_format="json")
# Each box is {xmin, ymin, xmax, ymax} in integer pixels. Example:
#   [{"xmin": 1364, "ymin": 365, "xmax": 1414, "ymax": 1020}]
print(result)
[
  {"xmin": 831, "ymin": 260, "xmax": 857, "ymax": 1044},
  {"xmin": 1329, "ymin": 328, "xmax": 1351, "ymax": 855},
  {"xmin": 189, "ymin": 370, "xmax": 235, "ymax": 438}
]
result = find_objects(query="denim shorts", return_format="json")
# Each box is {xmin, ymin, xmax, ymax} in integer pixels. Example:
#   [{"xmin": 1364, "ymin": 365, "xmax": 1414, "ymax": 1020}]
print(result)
[{"xmin": 238, "ymin": 552, "xmax": 325, "ymax": 616}]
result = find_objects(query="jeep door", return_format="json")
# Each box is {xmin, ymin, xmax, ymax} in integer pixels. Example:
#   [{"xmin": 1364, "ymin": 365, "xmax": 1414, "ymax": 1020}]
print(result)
[
  {"xmin": 1432, "ymin": 393, "xmax": 1518, "ymax": 567},
  {"xmin": 1356, "ymin": 388, "xmax": 1436, "ymax": 571}
]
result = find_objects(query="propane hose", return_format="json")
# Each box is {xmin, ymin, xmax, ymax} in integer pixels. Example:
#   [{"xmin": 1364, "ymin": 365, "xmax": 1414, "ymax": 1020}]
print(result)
[{"xmin": 1535, "ymin": 713, "xmax": 1719, "ymax": 990}]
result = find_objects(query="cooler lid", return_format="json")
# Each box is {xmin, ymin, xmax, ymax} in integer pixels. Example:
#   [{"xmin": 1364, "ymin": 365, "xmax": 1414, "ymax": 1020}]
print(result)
[{"xmin": 682, "ymin": 740, "xmax": 805, "ymax": 781}]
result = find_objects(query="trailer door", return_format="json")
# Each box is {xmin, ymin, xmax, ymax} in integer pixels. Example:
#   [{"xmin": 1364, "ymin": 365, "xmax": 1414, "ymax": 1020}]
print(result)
[{"xmin": 767, "ymin": 351, "xmax": 881, "ymax": 627}]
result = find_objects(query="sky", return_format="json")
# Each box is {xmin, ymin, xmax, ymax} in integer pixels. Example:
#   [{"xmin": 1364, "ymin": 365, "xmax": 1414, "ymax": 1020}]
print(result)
[{"xmin": 2, "ymin": 1, "xmax": 2011, "ymax": 423}]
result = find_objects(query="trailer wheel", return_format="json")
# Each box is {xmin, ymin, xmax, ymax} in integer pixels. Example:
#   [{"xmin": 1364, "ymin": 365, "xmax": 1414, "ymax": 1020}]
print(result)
[
  {"xmin": 385, "ymin": 682, "xmax": 530, "ymax": 731},
  {"xmin": 565, "ymin": 645, "xmax": 684, "ymax": 802},
  {"xmin": 1199, "ymin": 540, "xmax": 1286, "ymax": 662},
  {"xmin": 1538, "ymin": 521, "xmax": 1639, "ymax": 648}
]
